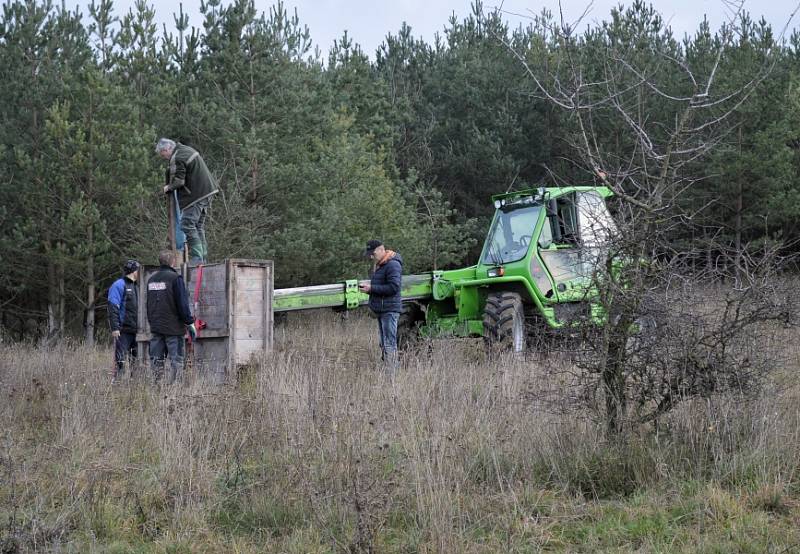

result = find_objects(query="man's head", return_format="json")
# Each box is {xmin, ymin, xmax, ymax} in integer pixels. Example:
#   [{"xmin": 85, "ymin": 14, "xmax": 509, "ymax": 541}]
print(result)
[
  {"xmin": 155, "ymin": 138, "xmax": 176, "ymax": 160},
  {"xmin": 158, "ymin": 250, "xmax": 176, "ymax": 268},
  {"xmin": 364, "ymin": 239, "xmax": 385, "ymax": 262},
  {"xmin": 123, "ymin": 259, "xmax": 140, "ymax": 281}
]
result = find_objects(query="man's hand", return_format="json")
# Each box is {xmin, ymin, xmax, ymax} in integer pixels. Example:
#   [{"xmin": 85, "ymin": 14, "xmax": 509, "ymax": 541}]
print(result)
[
  {"xmin": 359, "ymin": 282, "xmax": 371, "ymax": 293},
  {"xmin": 111, "ymin": 330, "xmax": 120, "ymax": 338},
  {"xmin": 188, "ymin": 323, "xmax": 197, "ymax": 340},
  {"xmin": 163, "ymin": 185, "xmax": 170, "ymax": 193}
]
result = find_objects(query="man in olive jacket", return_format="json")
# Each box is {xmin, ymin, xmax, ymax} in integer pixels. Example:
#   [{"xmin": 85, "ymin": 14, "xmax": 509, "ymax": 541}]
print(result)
[{"xmin": 156, "ymin": 138, "xmax": 219, "ymax": 264}]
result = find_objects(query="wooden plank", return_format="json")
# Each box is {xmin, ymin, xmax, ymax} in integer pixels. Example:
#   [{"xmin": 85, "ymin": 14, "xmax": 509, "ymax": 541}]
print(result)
[
  {"xmin": 193, "ymin": 337, "xmax": 228, "ymax": 379},
  {"xmin": 234, "ymin": 339, "xmax": 265, "ymax": 364},
  {"xmin": 190, "ymin": 266, "xmax": 227, "ymax": 287},
  {"xmin": 233, "ymin": 293, "xmax": 263, "ymax": 317},
  {"xmin": 233, "ymin": 278, "xmax": 261, "ymax": 290},
  {"xmin": 191, "ymin": 329, "xmax": 229, "ymax": 339},
  {"xmin": 263, "ymin": 262, "xmax": 273, "ymax": 353},
  {"xmin": 235, "ymin": 265, "xmax": 264, "ymax": 274},
  {"xmin": 194, "ymin": 304, "xmax": 227, "ymax": 328},
  {"xmin": 188, "ymin": 265, "xmax": 226, "ymax": 293},
  {"xmin": 194, "ymin": 291, "xmax": 227, "ymax": 329},
  {"xmin": 137, "ymin": 340, "xmax": 147, "ymax": 363},
  {"xmin": 235, "ymin": 267, "xmax": 265, "ymax": 291},
  {"xmin": 226, "ymin": 260, "xmax": 235, "ymax": 374},
  {"xmin": 235, "ymin": 280, "xmax": 264, "ymax": 293},
  {"xmin": 187, "ymin": 264, "xmax": 228, "ymax": 331},
  {"xmin": 233, "ymin": 316, "xmax": 264, "ymax": 340},
  {"xmin": 233, "ymin": 266, "xmax": 265, "ymax": 344},
  {"xmin": 232, "ymin": 261, "xmax": 273, "ymax": 363},
  {"xmin": 197, "ymin": 283, "xmax": 226, "ymax": 298}
]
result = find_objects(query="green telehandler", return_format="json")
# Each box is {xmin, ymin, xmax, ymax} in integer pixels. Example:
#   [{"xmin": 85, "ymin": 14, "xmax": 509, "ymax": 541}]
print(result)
[{"xmin": 273, "ymin": 186, "xmax": 616, "ymax": 352}]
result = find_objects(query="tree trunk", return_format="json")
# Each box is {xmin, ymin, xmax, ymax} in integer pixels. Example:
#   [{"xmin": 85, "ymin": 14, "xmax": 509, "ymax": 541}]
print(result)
[
  {"xmin": 85, "ymin": 228, "xmax": 95, "ymax": 347},
  {"xmin": 704, "ymin": 227, "xmax": 714, "ymax": 279},
  {"xmin": 735, "ymin": 125, "xmax": 743, "ymax": 285},
  {"xmin": 48, "ymin": 259, "xmax": 66, "ymax": 341},
  {"xmin": 58, "ymin": 262, "xmax": 65, "ymax": 337},
  {"xmin": 47, "ymin": 257, "xmax": 59, "ymax": 339},
  {"xmin": 85, "ymin": 94, "xmax": 96, "ymax": 347},
  {"xmin": 603, "ymin": 319, "xmax": 629, "ymax": 436},
  {"xmin": 250, "ymin": 61, "xmax": 259, "ymax": 202}
]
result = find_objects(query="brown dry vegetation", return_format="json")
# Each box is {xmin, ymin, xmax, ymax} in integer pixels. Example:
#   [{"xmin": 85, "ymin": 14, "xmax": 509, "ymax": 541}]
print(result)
[{"xmin": 3, "ymin": 311, "xmax": 800, "ymax": 553}]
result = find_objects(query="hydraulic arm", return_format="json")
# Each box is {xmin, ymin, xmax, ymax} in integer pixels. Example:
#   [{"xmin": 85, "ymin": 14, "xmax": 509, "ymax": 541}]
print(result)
[{"xmin": 273, "ymin": 273, "xmax": 434, "ymax": 312}]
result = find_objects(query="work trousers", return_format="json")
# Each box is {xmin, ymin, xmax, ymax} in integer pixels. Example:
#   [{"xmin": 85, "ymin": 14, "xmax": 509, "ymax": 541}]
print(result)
[
  {"xmin": 113, "ymin": 331, "xmax": 137, "ymax": 378},
  {"xmin": 377, "ymin": 311, "xmax": 400, "ymax": 375},
  {"xmin": 149, "ymin": 333, "xmax": 185, "ymax": 385},
  {"xmin": 180, "ymin": 197, "xmax": 210, "ymax": 264}
]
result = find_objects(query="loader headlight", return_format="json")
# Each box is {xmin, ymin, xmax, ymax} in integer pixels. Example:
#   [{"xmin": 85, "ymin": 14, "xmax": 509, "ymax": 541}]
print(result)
[{"xmin": 487, "ymin": 267, "xmax": 505, "ymax": 277}]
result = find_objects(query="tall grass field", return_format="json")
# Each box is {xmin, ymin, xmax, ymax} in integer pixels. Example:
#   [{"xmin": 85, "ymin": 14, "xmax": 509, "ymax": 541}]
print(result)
[{"xmin": 2, "ymin": 311, "xmax": 800, "ymax": 552}]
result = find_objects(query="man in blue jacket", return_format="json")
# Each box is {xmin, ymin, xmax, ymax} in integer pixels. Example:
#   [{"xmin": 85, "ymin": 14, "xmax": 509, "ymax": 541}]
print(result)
[
  {"xmin": 108, "ymin": 259, "xmax": 140, "ymax": 383},
  {"xmin": 146, "ymin": 250, "xmax": 196, "ymax": 385},
  {"xmin": 359, "ymin": 240, "xmax": 403, "ymax": 374}
]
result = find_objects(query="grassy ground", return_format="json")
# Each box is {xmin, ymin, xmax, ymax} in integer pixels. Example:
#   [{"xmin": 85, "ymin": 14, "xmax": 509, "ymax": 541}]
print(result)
[{"xmin": 2, "ymin": 311, "xmax": 800, "ymax": 552}]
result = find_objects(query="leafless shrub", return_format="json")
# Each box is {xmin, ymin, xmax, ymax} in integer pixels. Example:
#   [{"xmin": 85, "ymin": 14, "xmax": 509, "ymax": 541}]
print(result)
[
  {"xmin": 3, "ymin": 311, "xmax": 800, "ymax": 549},
  {"xmin": 491, "ymin": 1, "xmax": 799, "ymax": 435}
]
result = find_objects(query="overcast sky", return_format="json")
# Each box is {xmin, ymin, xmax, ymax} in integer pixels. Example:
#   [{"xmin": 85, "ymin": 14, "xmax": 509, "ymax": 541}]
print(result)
[{"xmin": 104, "ymin": 0, "xmax": 800, "ymax": 57}]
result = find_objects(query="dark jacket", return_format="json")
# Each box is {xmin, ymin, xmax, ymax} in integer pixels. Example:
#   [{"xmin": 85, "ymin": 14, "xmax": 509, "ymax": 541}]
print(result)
[
  {"xmin": 165, "ymin": 143, "xmax": 219, "ymax": 210},
  {"xmin": 368, "ymin": 252, "xmax": 403, "ymax": 314},
  {"xmin": 146, "ymin": 266, "xmax": 194, "ymax": 336},
  {"xmin": 108, "ymin": 276, "xmax": 138, "ymax": 333}
]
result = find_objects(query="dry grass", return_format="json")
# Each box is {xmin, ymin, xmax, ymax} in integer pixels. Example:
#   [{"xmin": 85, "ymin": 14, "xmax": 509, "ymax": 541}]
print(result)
[{"xmin": 2, "ymin": 310, "xmax": 800, "ymax": 552}]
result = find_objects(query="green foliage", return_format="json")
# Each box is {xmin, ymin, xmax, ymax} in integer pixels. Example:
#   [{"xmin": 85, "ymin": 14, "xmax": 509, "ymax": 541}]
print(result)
[
  {"xmin": 402, "ymin": 181, "xmax": 480, "ymax": 271},
  {"xmin": 270, "ymin": 118, "xmax": 415, "ymax": 285},
  {"xmin": 1, "ymin": 0, "xmax": 799, "ymax": 339}
]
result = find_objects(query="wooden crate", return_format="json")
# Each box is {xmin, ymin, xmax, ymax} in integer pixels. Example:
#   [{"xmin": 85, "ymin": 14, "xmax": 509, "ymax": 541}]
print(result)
[{"xmin": 137, "ymin": 259, "xmax": 273, "ymax": 381}]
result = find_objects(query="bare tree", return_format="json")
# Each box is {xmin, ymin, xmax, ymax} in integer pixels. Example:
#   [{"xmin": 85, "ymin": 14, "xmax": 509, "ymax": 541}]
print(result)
[{"xmin": 494, "ymin": 2, "xmax": 800, "ymax": 434}]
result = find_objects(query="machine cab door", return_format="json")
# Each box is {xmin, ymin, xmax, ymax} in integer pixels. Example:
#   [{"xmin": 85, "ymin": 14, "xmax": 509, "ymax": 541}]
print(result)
[
  {"xmin": 537, "ymin": 193, "xmax": 583, "ymax": 298},
  {"xmin": 537, "ymin": 191, "xmax": 616, "ymax": 299},
  {"xmin": 576, "ymin": 190, "xmax": 617, "ymax": 277}
]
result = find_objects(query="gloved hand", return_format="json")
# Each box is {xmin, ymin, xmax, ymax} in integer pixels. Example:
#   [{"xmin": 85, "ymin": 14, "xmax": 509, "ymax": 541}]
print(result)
[
  {"xmin": 188, "ymin": 323, "xmax": 197, "ymax": 340},
  {"xmin": 111, "ymin": 330, "xmax": 120, "ymax": 338}
]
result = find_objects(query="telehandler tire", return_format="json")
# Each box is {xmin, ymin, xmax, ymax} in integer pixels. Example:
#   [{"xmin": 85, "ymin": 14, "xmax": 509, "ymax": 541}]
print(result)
[
  {"xmin": 397, "ymin": 302, "xmax": 424, "ymax": 352},
  {"xmin": 483, "ymin": 292, "xmax": 526, "ymax": 353}
]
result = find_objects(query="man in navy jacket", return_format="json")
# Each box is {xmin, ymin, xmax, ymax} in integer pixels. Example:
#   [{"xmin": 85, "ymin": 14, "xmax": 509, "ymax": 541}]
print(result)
[
  {"xmin": 359, "ymin": 240, "xmax": 403, "ymax": 374},
  {"xmin": 146, "ymin": 250, "xmax": 195, "ymax": 384},
  {"xmin": 108, "ymin": 259, "xmax": 140, "ymax": 383}
]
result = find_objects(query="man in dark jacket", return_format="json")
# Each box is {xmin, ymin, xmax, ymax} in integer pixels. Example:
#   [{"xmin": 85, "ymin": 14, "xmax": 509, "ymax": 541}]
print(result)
[
  {"xmin": 359, "ymin": 240, "xmax": 403, "ymax": 374},
  {"xmin": 156, "ymin": 138, "xmax": 219, "ymax": 264},
  {"xmin": 146, "ymin": 250, "xmax": 196, "ymax": 385},
  {"xmin": 108, "ymin": 259, "xmax": 140, "ymax": 383}
]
